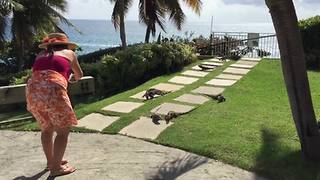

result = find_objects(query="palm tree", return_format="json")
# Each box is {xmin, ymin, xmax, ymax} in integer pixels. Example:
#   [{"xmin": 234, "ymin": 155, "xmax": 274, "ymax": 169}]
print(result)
[
  {"xmin": 1, "ymin": 0, "xmax": 76, "ymax": 71},
  {"xmin": 138, "ymin": 0, "xmax": 166, "ymax": 43},
  {"xmin": 0, "ymin": 0, "xmax": 23, "ymax": 48},
  {"xmin": 266, "ymin": 0, "xmax": 320, "ymax": 160},
  {"xmin": 110, "ymin": 0, "xmax": 133, "ymax": 48},
  {"xmin": 140, "ymin": 0, "xmax": 202, "ymax": 43}
]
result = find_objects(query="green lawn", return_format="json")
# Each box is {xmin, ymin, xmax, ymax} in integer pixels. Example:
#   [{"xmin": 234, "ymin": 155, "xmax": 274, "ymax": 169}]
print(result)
[
  {"xmin": 11, "ymin": 59, "xmax": 320, "ymax": 180},
  {"xmin": 155, "ymin": 60, "xmax": 320, "ymax": 180}
]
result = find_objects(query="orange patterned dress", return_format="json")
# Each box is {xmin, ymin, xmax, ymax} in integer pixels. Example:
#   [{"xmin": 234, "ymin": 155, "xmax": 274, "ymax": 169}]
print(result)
[{"xmin": 26, "ymin": 70, "xmax": 78, "ymax": 130}]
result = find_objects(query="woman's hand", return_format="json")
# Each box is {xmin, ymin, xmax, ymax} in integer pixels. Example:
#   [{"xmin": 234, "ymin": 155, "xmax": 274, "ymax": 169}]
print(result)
[{"xmin": 68, "ymin": 74, "xmax": 78, "ymax": 83}]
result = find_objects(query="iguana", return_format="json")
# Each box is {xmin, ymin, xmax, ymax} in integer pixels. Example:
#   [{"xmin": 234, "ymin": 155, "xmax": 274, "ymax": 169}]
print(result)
[
  {"xmin": 142, "ymin": 88, "xmax": 171, "ymax": 100},
  {"xmin": 211, "ymin": 94, "xmax": 226, "ymax": 103},
  {"xmin": 151, "ymin": 107, "xmax": 198, "ymax": 124},
  {"xmin": 198, "ymin": 64, "xmax": 215, "ymax": 71}
]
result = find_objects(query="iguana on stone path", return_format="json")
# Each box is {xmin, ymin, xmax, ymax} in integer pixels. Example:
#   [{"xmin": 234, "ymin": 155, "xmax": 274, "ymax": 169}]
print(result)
[{"xmin": 142, "ymin": 88, "xmax": 171, "ymax": 100}]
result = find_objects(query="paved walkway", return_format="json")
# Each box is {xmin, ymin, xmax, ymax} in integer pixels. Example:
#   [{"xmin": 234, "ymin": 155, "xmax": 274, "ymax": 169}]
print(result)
[{"xmin": 0, "ymin": 130, "xmax": 267, "ymax": 180}]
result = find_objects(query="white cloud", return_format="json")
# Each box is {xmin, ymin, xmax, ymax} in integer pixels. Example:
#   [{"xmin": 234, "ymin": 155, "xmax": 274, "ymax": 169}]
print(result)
[{"xmin": 65, "ymin": 0, "xmax": 319, "ymax": 23}]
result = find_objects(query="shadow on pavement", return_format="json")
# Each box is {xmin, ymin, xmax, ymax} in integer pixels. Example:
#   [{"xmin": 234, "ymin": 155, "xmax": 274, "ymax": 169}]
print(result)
[
  {"xmin": 13, "ymin": 169, "xmax": 48, "ymax": 180},
  {"xmin": 145, "ymin": 154, "xmax": 208, "ymax": 180}
]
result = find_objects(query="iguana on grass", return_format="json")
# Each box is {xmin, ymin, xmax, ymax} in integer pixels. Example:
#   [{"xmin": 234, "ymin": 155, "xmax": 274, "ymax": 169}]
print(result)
[{"xmin": 210, "ymin": 94, "xmax": 226, "ymax": 103}]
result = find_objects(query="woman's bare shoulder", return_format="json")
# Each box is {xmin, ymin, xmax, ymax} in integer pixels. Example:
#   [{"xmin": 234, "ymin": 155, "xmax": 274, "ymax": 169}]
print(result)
[{"xmin": 55, "ymin": 49, "xmax": 76, "ymax": 62}]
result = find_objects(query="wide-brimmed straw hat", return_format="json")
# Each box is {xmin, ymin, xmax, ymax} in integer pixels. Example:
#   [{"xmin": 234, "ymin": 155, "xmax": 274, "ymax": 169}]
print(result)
[{"xmin": 38, "ymin": 33, "xmax": 77, "ymax": 50}]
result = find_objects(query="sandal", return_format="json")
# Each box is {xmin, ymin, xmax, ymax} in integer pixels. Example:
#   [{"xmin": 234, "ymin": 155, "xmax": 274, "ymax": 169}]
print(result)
[
  {"xmin": 46, "ymin": 160, "xmax": 68, "ymax": 170},
  {"xmin": 49, "ymin": 164, "xmax": 76, "ymax": 177}
]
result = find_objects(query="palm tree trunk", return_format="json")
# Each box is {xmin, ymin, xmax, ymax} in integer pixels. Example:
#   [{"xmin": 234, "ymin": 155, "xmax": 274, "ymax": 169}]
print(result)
[
  {"xmin": 145, "ymin": 26, "xmax": 151, "ymax": 43},
  {"xmin": 119, "ymin": 0, "xmax": 127, "ymax": 48},
  {"xmin": 266, "ymin": 0, "xmax": 320, "ymax": 161}
]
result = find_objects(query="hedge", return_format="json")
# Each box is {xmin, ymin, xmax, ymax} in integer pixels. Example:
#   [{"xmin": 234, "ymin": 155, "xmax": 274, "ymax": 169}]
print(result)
[
  {"xmin": 299, "ymin": 15, "xmax": 320, "ymax": 69},
  {"xmin": 81, "ymin": 42, "xmax": 197, "ymax": 96}
]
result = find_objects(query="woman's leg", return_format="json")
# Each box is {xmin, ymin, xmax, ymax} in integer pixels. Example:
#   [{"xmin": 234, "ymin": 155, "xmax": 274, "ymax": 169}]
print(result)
[
  {"xmin": 50, "ymin": 126, "xmax": 75, "ymax": 176},
  {"xmin": 41, "ymin": 126, "xmax": 54, "ymax": 169},
  {"xmin": 51, "ymin": 127, "xmax": 70, "ymax": 170}
]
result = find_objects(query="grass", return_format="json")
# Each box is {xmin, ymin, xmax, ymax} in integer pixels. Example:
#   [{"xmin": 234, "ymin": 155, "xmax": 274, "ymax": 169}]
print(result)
[
  {"xmin": 7, "ymin": 59, "xmax": 320, "ymax": 179},
  {"xmin": 155, "ymin": 60, "xmax": 320, "ymax": 180}
]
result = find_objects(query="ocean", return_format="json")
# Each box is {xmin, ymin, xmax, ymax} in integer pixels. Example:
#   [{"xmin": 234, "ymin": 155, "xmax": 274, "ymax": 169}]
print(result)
[
  {"xmin": 5, "ymin": 20, "xmax": 276, "ymax": 55},
  {"xmin": 61, "ymin": 20, "xmax": 276, "ymax": 55}
]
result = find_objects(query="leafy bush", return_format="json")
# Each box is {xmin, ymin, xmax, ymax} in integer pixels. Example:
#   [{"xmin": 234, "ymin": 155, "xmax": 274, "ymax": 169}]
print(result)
[
  {"xmin": 81, "ymin": 43, "xmax": 197, "ymax": 96},
  {"xmin": 299, "ymin": 16, "xmax": 320, "ymax": 69},
  {"xmin": 9, "ymin": 69, "xmax": 32, "ymax": 85}
]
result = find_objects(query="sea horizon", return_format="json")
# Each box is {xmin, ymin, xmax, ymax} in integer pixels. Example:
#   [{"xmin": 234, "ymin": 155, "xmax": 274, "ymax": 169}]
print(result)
[{"xmin": 5, "ymin": 19, "xmax": 276, "ymax": 54}]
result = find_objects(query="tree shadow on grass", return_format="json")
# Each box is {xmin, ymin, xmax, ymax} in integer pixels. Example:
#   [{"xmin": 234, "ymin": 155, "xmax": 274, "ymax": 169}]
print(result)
[
  {"xmin": 13, "ymin": 169, "xmax": 48, "ymax": 180},
  {"xmin": 145, "ymin": 154, "xmax": 208, "ymax": 180},
  {"xmin": 254, "ymin": 128, "xmax": 320, "ymax": 180}
]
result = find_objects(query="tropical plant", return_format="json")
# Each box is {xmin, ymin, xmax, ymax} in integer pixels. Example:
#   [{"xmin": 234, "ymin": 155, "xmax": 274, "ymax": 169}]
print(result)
[
  {"xmin": 0, "ymin": 0, "xmax": 76, "ymax": 71},
  {"xmin": 299, "ymin": 16, "xmax": 320, "ymax": 69},
  {"xmin": 139, "ymin": 0, "xmax": 202, "ymax": 43},
  {"xmin": 266, "ymin": 0, "xmax": 320, "ymax": 160},
  {"xmin": 110, "ymin": 0, "xmax": 133, "ymax": 48}
]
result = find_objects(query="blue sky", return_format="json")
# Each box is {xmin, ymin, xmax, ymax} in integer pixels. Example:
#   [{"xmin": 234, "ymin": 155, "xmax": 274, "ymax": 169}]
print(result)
[{"xmin": 66, "ymin": 0, "xmax": 320, "ymax": 23}]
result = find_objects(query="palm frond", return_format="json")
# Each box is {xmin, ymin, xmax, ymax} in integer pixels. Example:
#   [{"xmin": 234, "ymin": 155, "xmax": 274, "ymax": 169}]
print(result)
[
  {"xmin": 45, "ymin": 4, "xmax": 82, "ymax": 33},
  {"xmin": 139, "ymin": 0, "xmax": 166, "ymax": 36},
  {"xmin": 0, "ymin": 0, "xmax": 24, "ymax": 13},
  {"xmin": 0, "ymin": 15, "xmax": 7, "ymax": 46},
  {"xmin": 182, "ymin": 0, "xmax": 202, "ymax": 15},
  {"xmin": 110, "ymin": 0, "xmax": 133, "ymax": 30},
  {"xmin": 161, "ymin": 0, "xmax": 185, "ymax": 30}
]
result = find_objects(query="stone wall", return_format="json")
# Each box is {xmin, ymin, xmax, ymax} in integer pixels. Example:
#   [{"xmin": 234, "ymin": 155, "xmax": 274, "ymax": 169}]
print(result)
[{"xmin": 0, "ymin": 76, "xmax": 95, "ymax": 105}]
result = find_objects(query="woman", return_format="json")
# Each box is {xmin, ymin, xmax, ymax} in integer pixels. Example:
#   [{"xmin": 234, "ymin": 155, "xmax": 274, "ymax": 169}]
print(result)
[{"xmin": 26, "ymin": 33, "xmax": 83, "ymax": 177}]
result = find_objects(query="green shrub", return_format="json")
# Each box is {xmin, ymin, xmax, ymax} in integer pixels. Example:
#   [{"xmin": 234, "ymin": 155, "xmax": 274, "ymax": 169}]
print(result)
[
  {"xmin": 299, "ymin": 15, "xmax": 320, "ymax": 69},
  {"xmin": 9, "ymin": 69, "xmax": 32, "ymax": 85},
  {"xmin": 81, "ymin": 42, "xmax": 197, "ymax": 96}
]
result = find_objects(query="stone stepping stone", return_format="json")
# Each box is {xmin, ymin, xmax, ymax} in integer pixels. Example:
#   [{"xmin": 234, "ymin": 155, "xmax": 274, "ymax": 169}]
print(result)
[
  {"xmin": 191, "ymin": 65, "xmax": 214, "ymax": 72},
  {"xmin": 168, "ymin": 76, "xmax": 199, "ymax": 85},
  {"xmin": 174, "ymin": 94, "xmax": 209, "ymax": 105},
  {"xmin": 102, "ymin": 101, "xmax": 144, "ymax": 113},
  {"xmin": 76, "ymin": 113, "xmax": 120, "ymax": 131},
  {"xmin": 192, "ymin": 86, "xmax": 225, "ymax": 96},
  {"xmin": 207, "ymin": 58, "xmax": 222, "ymax": 62},
  {"xmin": 230, "ymin": 64, "xmax": 254, "ymax": 69},
  {"xmin": 201, "ymin": 62, "xmax": 224, "ymax": 67},
  {"xmin": 206, "ymin": 79, "xmax": 237, "ymax": 87},
  {"xmin": 181, "ymin": 70, "xmax": 209, "ymax": 77},
  {"xmin": 130, "ymin": 83, "xmax": 184, "ymax": 100},
  {"xmin": 151, "ymin": 102, "xmax": 195, "ymax": 115},
  {"xmin": 241, "ymin": 58, "xmax": 261, "ymax": 62},
  {"xmin": 236, "ymin": 60, "xmax": 259, "ymax": 66},
  {"xmin": 119, "ymin": 116, "xmax": 173, "ymax": 140},
  {"xmin": 223, "ymin": 67, "xmax": 250, "ymax": 75},
  {"xmin": 216, "ymin": 74, "xmax": 243, "ymax": 80}
]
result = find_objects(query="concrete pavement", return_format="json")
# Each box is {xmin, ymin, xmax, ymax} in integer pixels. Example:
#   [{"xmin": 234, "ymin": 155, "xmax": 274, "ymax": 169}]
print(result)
[{"xmin": 0, "ymin": 130, "xmax": 267, "ymax": 180}]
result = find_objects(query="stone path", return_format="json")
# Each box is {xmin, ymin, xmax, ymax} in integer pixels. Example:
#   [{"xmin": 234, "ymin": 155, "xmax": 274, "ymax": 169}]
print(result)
[
  {"xmin": 181, "ymin": 70, "xmax": 209, "ymax": 77},
  {"xmin": 131, "ymin": 83, "xmax": 184, "ymax": 100},
  {"xmin": 119, "ymin": 116, "xmax": 174, "ymax": 140},
  {"xmin": 76, "ymin": 57, "xmax": 261, "ymax": 139},
  {"xmin": 0, "ymin": 130, "xmax": 268, "ymax": 180},
  {"xmin": 168, "ymin": 76, "xmax": 199, "ymax": 85},
  {"xmin": 76, "ymin": 113, "xmax": 119, "ymax": 131},
  {"xmin": 151, "ymin": 103, "xmax": 195, "ymax": 115},
  {"xmin": 174, "ymin": 94, "xmax": 210, "ymax": 105},
  {"xmin": 102, "ymin": 101, "xmax": 144, "ymax": 113}
]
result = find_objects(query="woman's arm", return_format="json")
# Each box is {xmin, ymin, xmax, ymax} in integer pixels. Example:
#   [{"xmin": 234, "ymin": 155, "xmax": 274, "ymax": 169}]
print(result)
[{"xmin": 70, "ymin": 51, "xmax": 83, "ymax": 81}]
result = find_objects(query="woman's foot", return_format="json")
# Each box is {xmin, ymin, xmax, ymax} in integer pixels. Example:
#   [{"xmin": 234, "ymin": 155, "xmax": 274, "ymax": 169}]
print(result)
[
  {"xmin": 46, "ymin": 159, "xmax": 68, "ymax": 170},
  {"xmin": 49, "ymin": 164, "xmax": 76, "ymax": 177}
]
